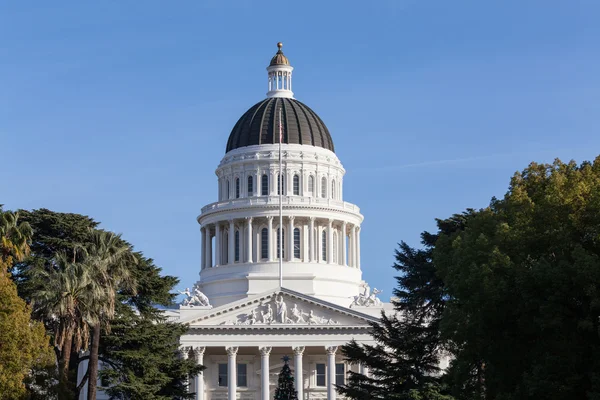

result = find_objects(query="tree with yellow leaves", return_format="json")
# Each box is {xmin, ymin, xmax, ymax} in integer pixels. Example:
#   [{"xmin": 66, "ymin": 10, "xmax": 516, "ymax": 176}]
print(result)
[{"xmin": 0, "ymin": 207, "xmax": 55, "ymax": 399}]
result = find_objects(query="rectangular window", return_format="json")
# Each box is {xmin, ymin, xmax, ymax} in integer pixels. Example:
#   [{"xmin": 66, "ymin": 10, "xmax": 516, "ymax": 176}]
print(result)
[
  {"xmin": 236, "ymin": 178, "xmax": 240, "ymax": 198},
  {"xmin": 218, "ymin": 363, "xmax": 228, "ymax": 387},
  {"xmin": 261, "ymin": 228, "xmax": 269, "ymax": 259},
  {"xmin": 322, "ymin": 230, "xmax": 327, "ymax": 262},
  {"xmin": 294, "ymin": 228, "xmax": 300, "ymax": 259},
  {"xmin": 277, "ymin": 228, "xmax": 285, "ymax": 259},
  {"xmin": 261, "ymin": 175, "xmax": 269, "ymax": 196},
  {"xmin": 335, "ymin": 363, "xmax": 345, "ymax": 385},
  {"xmin": 293, "ymin": 175, "xmax": 300, "ymax": 195},
  {"xmin": 247, "ymin": 176, "xmax": 254, "ymax": 196},
  {"xmin": 234, "ymin": 231, "xmax": 240, "ymax": 262},
  {"xmin": 316, "ymin": 363, "xmax": 326, "ymax": 387},
  {"xmin": 238, "ymin": 363, "xmax": 247, "ymax": 387}
]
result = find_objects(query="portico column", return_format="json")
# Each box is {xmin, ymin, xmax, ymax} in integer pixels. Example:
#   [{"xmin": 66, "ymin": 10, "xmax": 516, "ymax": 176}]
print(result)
[
  {"xmin": 360, "ymin": 363, "xmax": 369, "ymax": 378},
  {"xmin": 215, "ymin": 223, "xmax": 221, "ymax": 266},
  {"xmin": 228, "ymin": 220, "xmax": 235, "ymax": 265},
  {"xmin": 288, "ymin": 216, "xmax": 295, "ymax": 261},
  {"xmin": 293, "ymin": 346, "xmax": 305, "ymax": 400},
  {"xmin": 326, "ymin": 346, "xmax": 338, "ymax": 400},
  {"xmin": 267, "ymin": 216, "xmax": 274, "ymax": 262},
  {"xmin": 200, "ymin": 227, "xmax": 206, "ymax": 270},
  {"xmin": 180, "ymin": 346, "xmax": 190, "ymax": 392},
  {"xmin": 246, "ymin": 217, "xmax": 253, "ymax": 263},
  {"xmin": 308, "ymin": 217, "xmax": 315, "ymax": 262},
  {"xmin": 259, "ymin": 347, "xmax": 272, "ymax": 400},
  {"xmin": 341, "ymin": 221, "xmax": 347, "ymax": 266},
  {"xmin": 226, "ymin": 347, "xmax": 238, "ymax": 400},
  {"xmin": 194, "ymin": 347, "xmax": 206, "ymax": 400},
  {"xmin": 327, "ymin": 219, "xmax": 333, "ymax": 264}
]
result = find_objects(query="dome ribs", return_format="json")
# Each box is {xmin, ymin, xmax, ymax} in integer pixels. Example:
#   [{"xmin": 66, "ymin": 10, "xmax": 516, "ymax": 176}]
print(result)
[{"xmin": 226, "ymin": 98, "xmax": 334, "ymax": 153}]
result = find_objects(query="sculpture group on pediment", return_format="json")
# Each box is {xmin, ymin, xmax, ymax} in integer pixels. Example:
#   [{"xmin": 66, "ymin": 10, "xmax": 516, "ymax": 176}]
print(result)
[
  {"xmin": 179, "ymin": 283, "xmax": 211, "ymax": 307},
  {"xmin": 349, "ymin": 282, "xmax": 382, "ymax": 308},
  {"xmin": 223, "ymin": 295, "xmax": 339, "ymax": 326}
]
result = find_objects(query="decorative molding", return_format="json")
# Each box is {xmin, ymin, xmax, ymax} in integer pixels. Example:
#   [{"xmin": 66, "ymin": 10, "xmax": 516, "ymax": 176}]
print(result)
[
  {"xmin": 226, "ymin": 346, "xmax": 239, "ymax": 356},
  {"xmin": 259, "ymin": 346, "xmax": 272, "ymax": 356},
  {"xmin": 219, "ymin": 294, "xmax": 339, "ymax": 326},
  {"xmin": 293, "ymin": 346, "xmax": 305, "ymax": 356},
  {"xmin": 325, "ymin": 346, "xmax": 338, "ymax": 355}
]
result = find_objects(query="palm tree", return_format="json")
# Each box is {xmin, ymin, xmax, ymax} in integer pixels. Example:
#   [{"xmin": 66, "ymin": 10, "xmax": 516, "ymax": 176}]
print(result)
[
  {"xmin": 28, "ymin": 252, "xmax": 103, "ymax": 390},
  {"xmin": 82, "ymin": 230, "xmax": 137, "ymax": 400},
  {"xmin": 0, "ymin": 208, "xmax": 33, "ymax": 263}
]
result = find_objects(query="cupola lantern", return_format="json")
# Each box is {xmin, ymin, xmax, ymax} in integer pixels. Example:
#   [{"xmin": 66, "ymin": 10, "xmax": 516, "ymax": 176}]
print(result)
[{"xmin": 266, "ymin": 42, "xmax": 294, "ymax": 98}]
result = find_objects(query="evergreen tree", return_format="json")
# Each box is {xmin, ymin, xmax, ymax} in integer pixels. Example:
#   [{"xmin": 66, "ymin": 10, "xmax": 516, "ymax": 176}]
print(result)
[
  {"xmin": 337, "ymin": 214, "xmax": 470, "ymax": 400},
  {"xmin": 274, "ymin": 356, "xmax": 298, "ymax": 400}
]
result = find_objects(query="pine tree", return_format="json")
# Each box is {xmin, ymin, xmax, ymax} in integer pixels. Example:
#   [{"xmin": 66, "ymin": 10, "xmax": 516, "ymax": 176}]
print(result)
[{"xmin": 274, "ymin": 356, "xmax": 298, "ymax": 400}]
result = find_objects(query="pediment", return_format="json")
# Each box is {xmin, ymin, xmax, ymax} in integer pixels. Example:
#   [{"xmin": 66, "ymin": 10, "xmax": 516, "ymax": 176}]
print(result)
[{"xmin": 182, "ymin": 287, "xmax": 378, "ymax": 328}]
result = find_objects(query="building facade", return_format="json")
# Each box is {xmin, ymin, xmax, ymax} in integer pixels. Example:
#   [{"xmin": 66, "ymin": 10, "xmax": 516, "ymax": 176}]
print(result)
[{"xmin": 177, "ymin": 43, "xmax": 387, "ymax": 400}]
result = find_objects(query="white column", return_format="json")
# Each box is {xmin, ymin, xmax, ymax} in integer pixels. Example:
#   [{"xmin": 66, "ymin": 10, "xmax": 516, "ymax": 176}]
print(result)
[
  {"xmin": 194, "ymin": 347, "xmax": 205, "ymax": 400},
  {"xmin": 260, "ymin": 347, "xmax": 272, "ymax": 400},
  {"xmin": 326, "ymin": 346, "xmax": 338, "ymax": 400},
  {"xmin": 357, "ymin": 227, "xmax": 361, "ymax": 269},
  {"xmin": 350, "ymin": 225, "xmax": 357, "ymax": 268},
  {"xmin": 200, "ymin": 227, "xmax": 206, "ymax": 270},
  {"xmin": 226, "ymin": 347, "xmax": 238, "ymax": 400},
  {"xmin": 342, "ymin": 221, "xmax": 347, "ymax": 266},
  {"xmin": 288, "ymin": 216, "xmax": 295, "ymax": 261},
  {"xmin": 267, "ymin": 216, "xmax": 274, "ymax": 262},
  {"xmin": 293, "ymin": 346, "xmax": 305, "ymax": 400},
  {"xmin": 327, "ymin": 219, "xmax": 333, "ymax": 264},
  {"xmin": 215, "ymin": 224, "xmax": 221, "ymax": 266},
  {"xmin": 180, "ymin": 346, "xmax": 190, "ymax": 393},
  {"xmin": 360, "ymin": 363, "xmax": 369, "ymax": 378},
  {"xmin": 308, "ymin": 217, "xmax": 315, "ymax": 262},
  {"xmin": 246, "ymin": 217, "xmax": 253, "ymax": 263},
  {"xmin": 228, "ymin": 220, "xmax": 235, "ymax": 265},
  {"xmin": 205, "ymin": 226, "xmax": 212, "ymax": 268}
]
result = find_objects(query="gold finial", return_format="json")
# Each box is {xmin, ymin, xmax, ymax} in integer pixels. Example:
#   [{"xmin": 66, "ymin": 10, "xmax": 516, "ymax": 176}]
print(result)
[{"xmin": 277, "ymin": 42, "xmax": 283, "ymax": 49}]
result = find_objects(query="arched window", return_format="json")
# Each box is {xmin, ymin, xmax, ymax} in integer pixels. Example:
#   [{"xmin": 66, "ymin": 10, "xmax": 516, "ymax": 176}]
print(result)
[
  {"xmin": 261, "ymin": 175, "xmax": 269, "ymax": 196},
  {"xmin": 235, "ymin": 178, "xmax": 240, "ymax": 199},
  {"xmin": 321, "ymin": 177, "xmax": 327, "ymax": 198},
  {"xmin": 277, "ymin": 228, "xmax": 285, "ymax": 259},
  {"xmin": 321, "ymin": 230, "xmax": 327, "ymax": 262},
  {"xmin": 247, "ymin": 176, "xmax": 254, "ymax": 196},
  {"xmin": 308, "ymin": 176, "xmax": 314, "ymax": 196},
  {"xmin": 226, "ymin": 179, "xmax": 230, "ymax": 199},
  {"xmin": 234, "ymin": 230, "xmax": 240, "ymax": 262},
  {"xmin": 293, "ymin": 175, "xmax": 300, "ymax": 195},
  {"xmin": 332, "ymin": 180, "xmax": 336, "ymax": 200},
  {"xmin": 277, "ymin": 174, "xmax": 285, "ymax": 195},
  {"xmin": 294, "ymin": 228, "xmax": 300, "ymax": 259},
  {"xmin": 261, "ymin": 228, "xmax": 269, "ymax": 259},
  {"xmin": 333, "ymin": 231, "xmax": 338, "ymax": 264}
]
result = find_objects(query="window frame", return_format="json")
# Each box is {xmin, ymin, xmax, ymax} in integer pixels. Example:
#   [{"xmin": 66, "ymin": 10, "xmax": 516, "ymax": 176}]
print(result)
[
  {"xmin": 293, "ymin": 227, "xmax": 300, "ymax": 259},
  {"xmin": 277, "ymin": 227, "xmax": 285, "ymax": 259},
  {"xmin": 237, "ymin": 363, "xmax": 247, "ymax": 387},
  {"xmin": 335, "ymin": 363, "xmax": 345, "ymax": 385},
  {"xmin": 261, "ymin": 228, "xmax": 269, "ymax": 260},
  {"xmin": 308, "ymin": 175, "xmax": 314, "ymax": 196},
  {"xmin": 218, "ymin": 363, "xmax": 228, "ymax": 387},
  {"xmin": 321, "ymin": 177, "xmax": 327, "ymax": 198},
  {"xmin": 316, "ymin": 363, "xmax": 326, "ymax": 387},
  {"xmin": 234, "ymin": 230, "xmax": 240, "ymax": 262},
  {"xmin": 247, "ymin": 175, "xmax": 253, "ymax": 197},
  {"xmin": 293, "ymin": 174, "xmax": 300, "ymax": 195},
  {"xmin": 261, "ymin": 174, "xmax": 269, "ymax": 196},
  {"xmin": 321, "ymin": 230, "xmax": 327, "ymax": 262}
]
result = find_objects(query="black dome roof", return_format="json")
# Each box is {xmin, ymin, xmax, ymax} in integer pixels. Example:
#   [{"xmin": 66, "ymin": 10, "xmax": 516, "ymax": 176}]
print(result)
[{"xmin": 226, "ymin": 98, "xmax": 334, "ymax": 153}]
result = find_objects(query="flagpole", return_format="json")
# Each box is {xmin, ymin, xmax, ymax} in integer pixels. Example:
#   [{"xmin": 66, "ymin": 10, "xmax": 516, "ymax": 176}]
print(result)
[{"xmin": 278, "ymin": 106, "xmax": 283, "ymax": 288}]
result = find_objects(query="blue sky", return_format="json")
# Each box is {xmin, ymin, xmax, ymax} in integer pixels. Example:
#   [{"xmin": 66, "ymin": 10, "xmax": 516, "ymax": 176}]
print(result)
[{"xmin": 2, "ymin": 1, "xmax": 599, "ymax": 301}]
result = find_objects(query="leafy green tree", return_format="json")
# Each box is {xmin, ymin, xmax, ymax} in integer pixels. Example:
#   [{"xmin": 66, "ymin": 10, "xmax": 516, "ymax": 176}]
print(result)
[
  {"xmin": 274, "ymin": 356, "xmax": 298, "ymax": 400},
  {"xmin": 435, "ymin": 158, "xmax": 600, "ymax": 400},
  {"xmin": 0, "ymin": 207, "xmax": 55, "ymax": 399},
  {"xmin": 338, "ymin": 215, "xmax": 469, "ymax": 400},
  {"xmin": 99, "ymin": 313, "xmax": 202, "ymax": 400}
]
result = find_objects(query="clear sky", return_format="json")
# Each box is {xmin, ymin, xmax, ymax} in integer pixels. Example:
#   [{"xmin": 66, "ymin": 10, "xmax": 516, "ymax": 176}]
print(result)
[{"xmin": 2, "ymin": 1, "xmax": 599, "ymax": 302}]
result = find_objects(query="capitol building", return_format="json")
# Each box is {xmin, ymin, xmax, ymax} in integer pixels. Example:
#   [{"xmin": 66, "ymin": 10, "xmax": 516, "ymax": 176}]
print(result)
[{"xmin": 81, "ymin": 43, "xmax": 390, "ymax": 400}]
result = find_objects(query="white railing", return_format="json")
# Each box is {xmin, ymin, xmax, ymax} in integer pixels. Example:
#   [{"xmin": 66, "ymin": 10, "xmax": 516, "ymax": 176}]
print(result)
[{"xmin": 200, "ymin": 196, "xmax": 361, "ymax": 214}]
